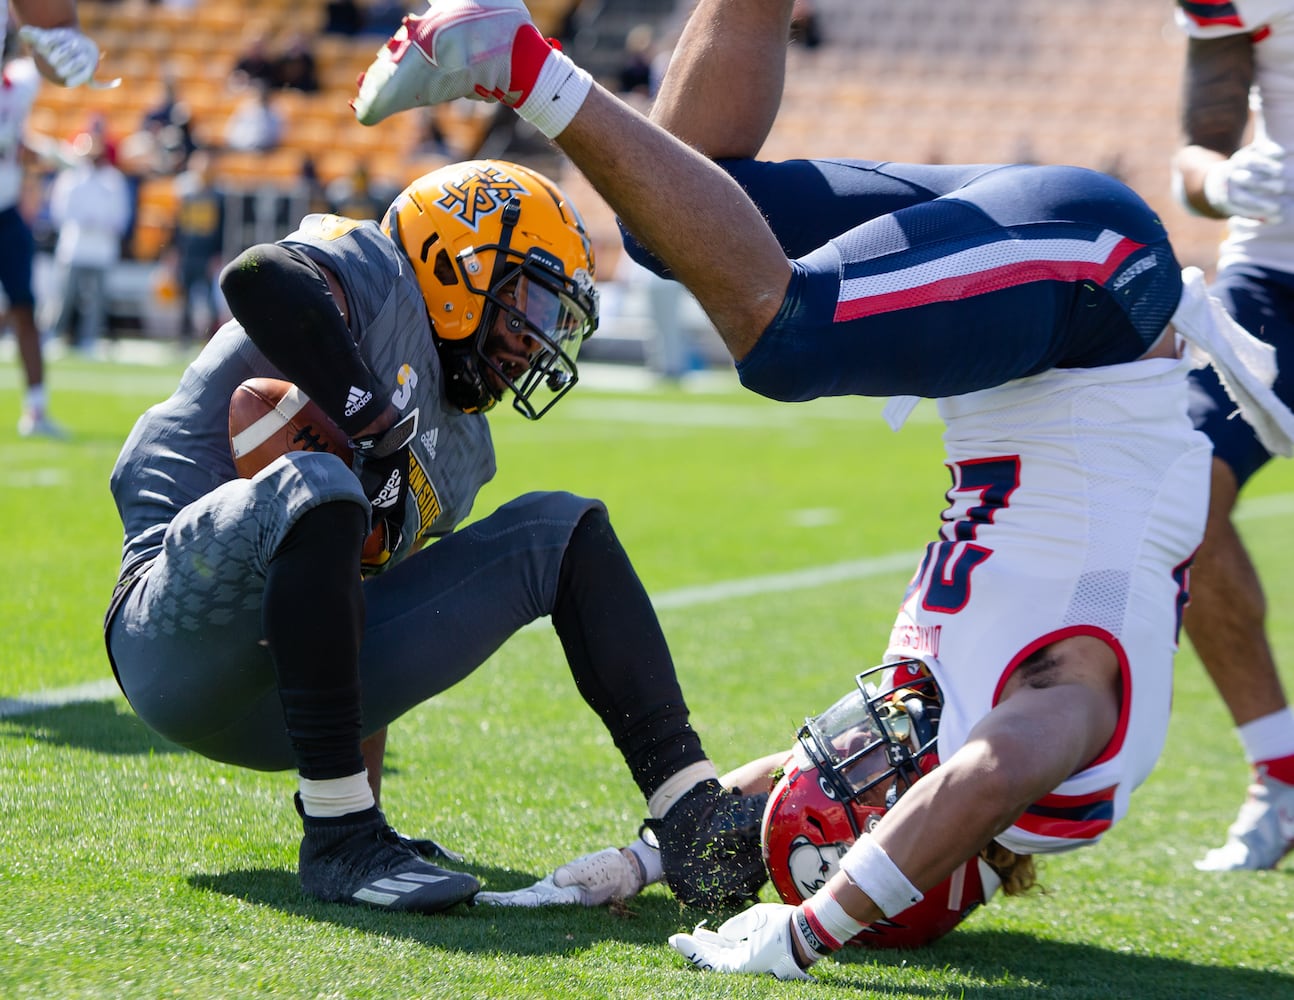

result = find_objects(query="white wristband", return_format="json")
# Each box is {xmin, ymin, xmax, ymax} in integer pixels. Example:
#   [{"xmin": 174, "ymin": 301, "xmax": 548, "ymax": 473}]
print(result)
[
  {"xmin": 838, "ymin": 835, "xmax": 923, "ymax": 918},
  {"xmin": 796, "ymin": 890, "xmax": 868, "ymax": 954},
  {"xmin": 626, "ymin": 833, "xmax": 663, "ymax": 885},
  {"xmin": 1172, "ymin": 168, "xmax": 1206, "ymax": 217},
  {"xmin": 1202, "ymin": 160, "xmax": 1235, "ymax": 217},
  {"xmin": 516, "ymin": 49, "xmax": 593, "ymax": 139}
]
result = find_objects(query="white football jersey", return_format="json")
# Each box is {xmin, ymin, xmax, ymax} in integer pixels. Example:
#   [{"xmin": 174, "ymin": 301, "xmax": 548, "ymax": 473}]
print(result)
[
  {"xmin": 1178, "ymin": 0, "xmax": 1294, "ymax": 271},
  {"xmin": 0, "ymin": 57, "xmax": 39, "ymax": 211},
  {"xmin": 885, "ymin": 355, "xmax": 1211, "ymax": 855}
]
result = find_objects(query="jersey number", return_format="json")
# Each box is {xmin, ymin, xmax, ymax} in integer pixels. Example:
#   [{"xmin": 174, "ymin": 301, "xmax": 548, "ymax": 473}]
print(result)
[{"xmin": 917, "ymin": 456, "xmax": 1020, "ymax": 614}]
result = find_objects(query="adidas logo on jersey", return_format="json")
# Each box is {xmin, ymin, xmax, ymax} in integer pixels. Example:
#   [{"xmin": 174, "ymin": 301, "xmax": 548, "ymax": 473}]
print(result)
[
  {"xmin": 345, "ymin": 386, "xmax": 373, "ymax": 417},
  {"xmin": 1111, "ymin": 254, "xmax": 1157, "ymax": 291},
  {"xmin": 373, "ymin": 468, "xmax": 402, "ymax": 509},
  {"xmin": 420, "ymin": 427, "xmax": 439, "ymax": 460}
]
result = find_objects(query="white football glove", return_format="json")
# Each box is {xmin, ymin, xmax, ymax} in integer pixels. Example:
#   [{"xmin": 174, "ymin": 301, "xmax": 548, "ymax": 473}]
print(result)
[
  {"xmin": 476, "ymin": 846, "xmax": 646, "ymax": 907},
  {"xmin": 1203, "ymin": 143, "xmax": 1288, "ymax": 223},
  {"xmin": 669, "ymin": 903, "xmax": 814, "ymax": 981},
  {"xmin": 17, "ymin": 26, "xmax": 100, "ymax": 88}
]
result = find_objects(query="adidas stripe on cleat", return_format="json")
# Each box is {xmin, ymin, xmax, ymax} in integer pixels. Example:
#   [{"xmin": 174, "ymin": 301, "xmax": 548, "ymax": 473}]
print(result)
[
  {"xmin": 352, "ymin": 869, "xmax": 464, "ymax": 907},
  {"xmin": 299, "ymin": 804, "xmax": 480, "ymax": 913}
]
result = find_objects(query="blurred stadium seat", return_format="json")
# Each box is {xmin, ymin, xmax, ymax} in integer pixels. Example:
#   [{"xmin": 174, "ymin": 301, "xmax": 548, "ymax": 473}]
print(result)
[{"xmin": 27, "ymin": 0, "xmax": 1222, "ymax": 283}]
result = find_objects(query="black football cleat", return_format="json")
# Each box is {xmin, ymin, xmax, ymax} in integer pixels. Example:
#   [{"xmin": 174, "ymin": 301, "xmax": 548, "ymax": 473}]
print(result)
[{"xmin": 298, "ymin": 805, "xmax": 479, "ymax": 914}]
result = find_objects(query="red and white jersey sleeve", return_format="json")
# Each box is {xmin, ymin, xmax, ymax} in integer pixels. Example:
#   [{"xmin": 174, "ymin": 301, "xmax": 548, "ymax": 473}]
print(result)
[
  {"xmin": 885, "ymin": 355, "xmax": 1212, "ymax": 855},
  {"xmin": 0, "ymin": 58, "xmax": 40, "ymax": 211},
  {"xmin": 1178, "ymin": 0, "xmax": 1294, "ymax": 271},
  {"xmin": 1177, "ymin": 0, "xmax": 1293, "ymax": 34}
]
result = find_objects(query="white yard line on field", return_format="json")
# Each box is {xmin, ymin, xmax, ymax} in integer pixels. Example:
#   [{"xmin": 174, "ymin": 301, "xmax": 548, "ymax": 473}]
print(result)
[
  {"xmin": 649, "ymin": 551, "xmax": 918, "ymax": 610},
  {"xmin": 4, "ymin": 492, "xmax": 1294, "ymax": 719},
  {"xmin": 0, "ymin": 551, "xmax": 919, "ymax": 718},
  {"xmin": 0, "ymin": 679, "xmax": 124, "ymax": 718}
]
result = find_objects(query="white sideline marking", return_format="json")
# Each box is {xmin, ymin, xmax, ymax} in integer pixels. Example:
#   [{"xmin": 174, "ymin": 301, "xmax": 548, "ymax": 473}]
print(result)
[
  {"xmin": 5, "ymin": 492, "xmax": 1294, "ymax": 720},
  {"xmin": 0, "ymin": 679, "xmax": 123, "ymax": 718},
  {"xmin": 0, "ymin": 552, "xmax": 918, "ymax": 719},
  {"xmin": 650, "ymin": 551, "xmax": 917, "ymax": 610}
]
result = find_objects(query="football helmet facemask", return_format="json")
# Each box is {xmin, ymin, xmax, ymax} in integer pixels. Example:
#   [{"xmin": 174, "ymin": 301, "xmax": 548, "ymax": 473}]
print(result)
[
  {"xmin": 798, "ymin": 658, "xmax": 941, "ymax": 814},
  {"xmin": 383, "ymin": 159, "xmax": 598, "ymax": 419},
  {"xmin": 761, "ymin": 660, "xmax": 1000, "ymax": 948}
]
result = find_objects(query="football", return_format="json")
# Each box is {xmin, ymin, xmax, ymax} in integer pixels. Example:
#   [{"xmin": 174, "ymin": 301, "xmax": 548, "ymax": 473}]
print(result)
[
  {"xmin": 228, "ymin": 377, "xmax": 353, "ymax": 477},
  {"xmin": 228, "ymin": 378, "xmax": 390, "ymax": 567}
]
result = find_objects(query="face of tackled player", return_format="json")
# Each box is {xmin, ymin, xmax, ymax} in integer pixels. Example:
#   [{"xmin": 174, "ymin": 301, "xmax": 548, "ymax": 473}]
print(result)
[
  {"xmin": 482, "ymin": 276, "xmax": 571, "ymax": 392},
  {"xmin": 469, "ymin": 267, "xmax": 594, "ymax": 420},
  {"xmin": 797, "ymin": 662, "xmax": 941, "ymax": 810}
]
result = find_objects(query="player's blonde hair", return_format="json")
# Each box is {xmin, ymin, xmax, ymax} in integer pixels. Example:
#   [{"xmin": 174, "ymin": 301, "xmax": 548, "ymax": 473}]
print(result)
[{"xmin": 981, "ymin": 841, "xmax": 1039, "ymax": 896}]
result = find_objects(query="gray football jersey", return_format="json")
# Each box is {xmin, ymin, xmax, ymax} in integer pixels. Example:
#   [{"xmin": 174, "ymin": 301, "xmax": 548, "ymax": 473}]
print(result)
[{"xmin": 110, "ymin": 214, "xmax": 496, "ymax": 573}]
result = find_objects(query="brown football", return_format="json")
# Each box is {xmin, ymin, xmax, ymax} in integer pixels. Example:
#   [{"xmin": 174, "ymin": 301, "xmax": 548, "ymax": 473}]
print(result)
[
  {"xmin": 228, "ymin": 378, "xmax": 388, "ymax": 566},
  {"xmin": 228, "ymin": 377, "xmax": 353, "ymax": 477}
]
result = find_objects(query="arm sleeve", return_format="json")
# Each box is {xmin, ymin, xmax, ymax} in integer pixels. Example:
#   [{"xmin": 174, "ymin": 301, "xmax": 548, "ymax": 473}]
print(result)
[{"xmin": 219, "ymin": 241, "xmax": 386, "ymax": 436}]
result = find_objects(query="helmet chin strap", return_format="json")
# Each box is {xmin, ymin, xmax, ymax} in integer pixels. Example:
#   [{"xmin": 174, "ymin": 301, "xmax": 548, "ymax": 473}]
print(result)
[
  {"xmin": 472, "ymin": 197, "xmax": 524, "ymax": 389},
  {"xmin": 438, "ymin": 197, "xmax": 523, "ymax": 415},
  {"xmin": 439, "ymin": 337, "xmax": 498, "ymax": 414}
]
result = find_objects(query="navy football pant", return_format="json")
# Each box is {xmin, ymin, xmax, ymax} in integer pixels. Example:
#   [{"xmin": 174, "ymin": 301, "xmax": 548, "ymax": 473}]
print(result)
[{"xmin": 623, "ymin": 160, "xmax": 1183, "ymax": 402}]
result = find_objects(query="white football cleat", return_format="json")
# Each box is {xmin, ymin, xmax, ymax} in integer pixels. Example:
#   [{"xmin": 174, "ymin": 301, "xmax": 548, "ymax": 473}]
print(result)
[
  {"xmin": 353, "ymin": 0, "xmax": 549, "ymax": 125},
  {"xmin": 669, "ymin": 903, "xmax": 813, "ymax": 981},
  {"xmin": 1195, "ymin": 765, "xmax": 1294, "ymax": 871}
]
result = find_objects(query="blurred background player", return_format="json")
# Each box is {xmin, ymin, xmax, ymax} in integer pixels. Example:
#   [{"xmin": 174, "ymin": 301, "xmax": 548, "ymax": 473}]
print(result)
[
  {"xmin": 1, "ymin": 23, "xmax": 61, "ymax": 435},
  {"xmin": 167, "ymin": 149, "xmax": 227, "ymax": 347},
  {"xmin": 45, "ymin": 125, "xmax": 130, "ymax": 357},
  {"xmin": 2, "ymin": 0, "xmax": 104, "ymax": 435},
  {"xmin": 105, "ymin": 159, "xmax": 764, "ymax": 916},
  {"xmin": 1173, "ymin": 0, "xmax": 1294, "ymax": 872},
  {"xmin": 351, "ymin": 0, "xmax": 1294, "ymax": 977}
]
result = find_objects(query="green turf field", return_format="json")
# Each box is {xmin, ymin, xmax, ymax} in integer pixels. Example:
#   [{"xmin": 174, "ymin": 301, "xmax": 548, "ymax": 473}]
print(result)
[{"xmin": 2, "ymin": 353, "xmax": 1291, "ymax": 999}]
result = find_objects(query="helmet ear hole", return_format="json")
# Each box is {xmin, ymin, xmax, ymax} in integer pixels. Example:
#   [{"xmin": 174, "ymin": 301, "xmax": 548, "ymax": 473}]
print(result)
[{"xmin": 432, "ymin": 249, "xmax": 458, "ymax": 288}]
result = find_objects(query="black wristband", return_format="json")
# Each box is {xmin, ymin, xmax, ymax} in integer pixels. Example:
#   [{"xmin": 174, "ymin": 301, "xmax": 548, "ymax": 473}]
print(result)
[{"xmin": 351, "ymin": 411, "xmax": 418, "ymax": 457}]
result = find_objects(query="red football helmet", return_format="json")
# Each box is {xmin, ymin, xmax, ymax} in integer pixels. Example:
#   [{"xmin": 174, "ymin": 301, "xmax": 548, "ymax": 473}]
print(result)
[{"xmin": 761, "ymin": 660, "xmax": 1000, "ymax": 948}]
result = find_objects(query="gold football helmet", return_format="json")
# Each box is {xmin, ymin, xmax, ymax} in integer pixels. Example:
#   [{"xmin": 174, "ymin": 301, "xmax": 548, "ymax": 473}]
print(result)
[{"xmin": 383, "ymin": 160, "xmax": 598, "ymax": 418}]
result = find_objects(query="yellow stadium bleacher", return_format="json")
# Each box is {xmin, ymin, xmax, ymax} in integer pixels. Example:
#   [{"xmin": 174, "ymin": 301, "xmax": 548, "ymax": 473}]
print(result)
[
  {"xmin": 24, "ymin": 1, "xmax": 588, "ymax": 263},
  {"xmin": 131, "ymin": 175, "xmax": 180, "ymax": 261}
]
